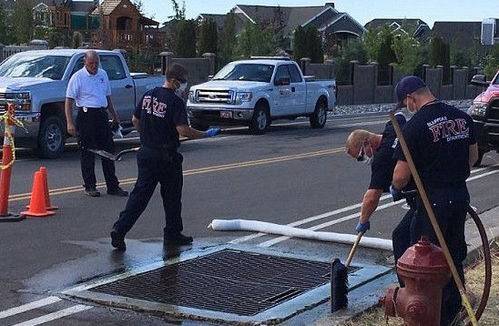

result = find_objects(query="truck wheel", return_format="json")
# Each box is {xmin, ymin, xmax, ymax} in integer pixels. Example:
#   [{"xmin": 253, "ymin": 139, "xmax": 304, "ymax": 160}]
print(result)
[
  {"xmin": 249, "ymin": 103, "xmax": 270, "ymax": 134},
  {"xmin": 310, "ymin": 100, "xmax": 327, "ymax": 129},
  {"xmin": 37, "ymin": 115, "xmax": 66, "ymax": 159},
  {"xmin": 473, "ymin": 149, "xmax": 486, "ymax": 167}
]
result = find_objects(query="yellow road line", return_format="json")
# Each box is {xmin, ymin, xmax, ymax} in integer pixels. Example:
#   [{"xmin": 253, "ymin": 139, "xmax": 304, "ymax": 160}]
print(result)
[{"xmin": 9, "ymin": 147, "xmax": 344, "ymax": 202}]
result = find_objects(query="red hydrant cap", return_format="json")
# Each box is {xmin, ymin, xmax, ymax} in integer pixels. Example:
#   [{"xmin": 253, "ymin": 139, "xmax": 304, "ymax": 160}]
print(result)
[{"xmin": 397, "ymin": 236, "xmax": 449, "ymax": 273}]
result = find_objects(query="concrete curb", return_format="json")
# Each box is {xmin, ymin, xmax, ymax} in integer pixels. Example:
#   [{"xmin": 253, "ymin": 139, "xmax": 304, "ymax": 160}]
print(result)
[{"xmin": 307, "ymin": 205, "xmax": 499, "ymax": 326}]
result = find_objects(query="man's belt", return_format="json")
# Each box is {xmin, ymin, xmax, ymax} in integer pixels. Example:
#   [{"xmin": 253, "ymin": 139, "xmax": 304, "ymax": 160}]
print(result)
[{"xmin": 79, "ymin": 106, "xmax": 107, "ymax": 112}]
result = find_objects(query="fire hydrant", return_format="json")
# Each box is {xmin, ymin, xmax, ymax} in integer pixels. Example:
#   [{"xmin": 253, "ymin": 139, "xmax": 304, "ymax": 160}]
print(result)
[{"xmin": 379, "ymin": 236, "xmax": 450, "ymax": 326}]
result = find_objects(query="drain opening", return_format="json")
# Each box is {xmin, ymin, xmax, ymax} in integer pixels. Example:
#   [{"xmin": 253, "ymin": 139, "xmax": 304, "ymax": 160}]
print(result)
[{"xmin": 90, "ymin": 249, "xmax": 341, "ymax": 316}]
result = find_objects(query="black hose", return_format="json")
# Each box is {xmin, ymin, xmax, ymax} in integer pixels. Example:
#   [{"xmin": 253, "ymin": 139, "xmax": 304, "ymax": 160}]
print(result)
[{"xmin": 465, "ymin": 205, "xmax": 492, "ymax": 324}]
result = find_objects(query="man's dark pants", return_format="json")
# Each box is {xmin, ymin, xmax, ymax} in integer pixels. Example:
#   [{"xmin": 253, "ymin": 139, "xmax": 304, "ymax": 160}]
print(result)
[
  {"xmin": 410, "ymin": 187, "xmax": 468, "ymax": 326},
  {"xmin": 113, "ymin": 147, "xmax": 184, "ymax": 237},
  {"xmin": 76, "ymin": 108, "xmax": 119, "ymax": 190}
]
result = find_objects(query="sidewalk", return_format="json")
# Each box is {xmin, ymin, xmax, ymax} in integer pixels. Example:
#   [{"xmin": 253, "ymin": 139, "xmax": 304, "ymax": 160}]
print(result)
[{"xmin": 309, "ymin": 205, "xmax": 499, "ymax": 326}]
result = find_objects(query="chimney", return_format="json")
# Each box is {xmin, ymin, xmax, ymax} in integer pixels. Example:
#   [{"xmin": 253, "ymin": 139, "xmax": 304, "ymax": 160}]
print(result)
[{"xmin": 325, "ymin": 2, "xmax": 335, "ymax": 8}]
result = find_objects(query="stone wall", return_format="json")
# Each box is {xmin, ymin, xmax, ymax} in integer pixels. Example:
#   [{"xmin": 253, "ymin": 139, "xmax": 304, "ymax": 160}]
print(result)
[{"xmin": 300, "ymin": 58, "xmax": 483, "ymax": 105}]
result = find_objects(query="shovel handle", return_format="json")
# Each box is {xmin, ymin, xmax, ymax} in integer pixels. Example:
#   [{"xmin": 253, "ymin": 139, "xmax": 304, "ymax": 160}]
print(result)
[{"xmin": 345, "ymin": 231, "xmax": 364, "ymax": 267}]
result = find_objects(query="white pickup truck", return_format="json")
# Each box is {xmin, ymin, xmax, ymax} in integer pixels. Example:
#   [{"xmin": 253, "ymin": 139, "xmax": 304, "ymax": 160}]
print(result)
[
  {"xmin": 0, "ymin": 49, "xmax": 163, "ymax": 158},
  {"xmin": 187, "ymin": 58, "xmax": 336, "ymax": 133}
]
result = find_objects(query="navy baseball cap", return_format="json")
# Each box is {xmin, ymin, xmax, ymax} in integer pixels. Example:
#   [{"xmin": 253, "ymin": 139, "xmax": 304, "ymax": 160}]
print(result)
[{"xmin": 395, "ymin": 76, "xmax": 426, "ymax": 108}]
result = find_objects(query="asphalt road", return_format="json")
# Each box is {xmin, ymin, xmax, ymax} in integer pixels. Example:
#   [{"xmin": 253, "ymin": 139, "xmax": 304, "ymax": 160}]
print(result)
[{"xmin": 1, "ymin": 114, "xmax": 498, "ymax": 325}]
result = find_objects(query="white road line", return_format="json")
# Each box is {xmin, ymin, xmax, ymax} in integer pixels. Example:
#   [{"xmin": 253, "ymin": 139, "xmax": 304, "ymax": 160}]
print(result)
[
  {"xmin": 10, "ymin": 305, "xmax": 92, "ymax": 326},
  {"xmin": 233, "ymin": 165, "xmax": 498, "ymax": 246},
  {"xmin": 0, "ymin": 297, "xmax": 61, "ymax": 319},
  {"xmin": 467, "ymin": 169, "xmax": 499, "ymax": 181},
  {"xmin": 258, "ymin": 201, "xmax": 401, "ymax": 247}
]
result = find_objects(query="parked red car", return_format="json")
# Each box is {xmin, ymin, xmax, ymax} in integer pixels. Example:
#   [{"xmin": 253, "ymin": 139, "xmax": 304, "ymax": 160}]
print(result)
[{"xmin": 468, "ymin": 70, "xmax": 499, "ymax": 165}]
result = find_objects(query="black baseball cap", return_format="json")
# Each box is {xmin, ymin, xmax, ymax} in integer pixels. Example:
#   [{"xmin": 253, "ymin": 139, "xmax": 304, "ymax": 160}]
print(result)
[
  {"xmin": 395, "ymin": 76, "xmax": 426, "ymax": 108},
  {"xmin": 166, "ymin": 63, "xmax": 188, "ymax": 83}
]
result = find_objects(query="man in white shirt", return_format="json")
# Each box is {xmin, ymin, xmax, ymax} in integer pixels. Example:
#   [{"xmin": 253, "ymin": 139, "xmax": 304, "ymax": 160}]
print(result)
[{"xmin": 65, "ymin": 50, "xmax": 128, "ymax": 197}]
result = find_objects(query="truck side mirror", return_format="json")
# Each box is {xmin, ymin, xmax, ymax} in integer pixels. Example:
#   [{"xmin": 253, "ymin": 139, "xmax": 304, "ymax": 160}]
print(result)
[
  {"xmin": 275, "ymin": 77, "xmax": 290, "ymax": 86},
  {"xmin": 470, "ymin": 74, "xmax": 489, "ymax": 87}
]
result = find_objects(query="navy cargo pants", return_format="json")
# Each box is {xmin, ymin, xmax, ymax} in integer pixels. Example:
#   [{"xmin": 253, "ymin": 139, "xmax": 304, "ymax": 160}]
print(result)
[
  {"xmin": 410, "ymin": 187, "xmax": 468, "ymax": 326},
  {"xmin": 113, "ymin": 147, "xmax": 184, "ymax": 237}
]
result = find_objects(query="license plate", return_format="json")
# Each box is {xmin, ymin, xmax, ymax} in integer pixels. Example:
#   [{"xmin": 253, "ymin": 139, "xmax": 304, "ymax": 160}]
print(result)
[{"xmin": 220, "ymin": 111, "xmax": 233, "ymax": 119}]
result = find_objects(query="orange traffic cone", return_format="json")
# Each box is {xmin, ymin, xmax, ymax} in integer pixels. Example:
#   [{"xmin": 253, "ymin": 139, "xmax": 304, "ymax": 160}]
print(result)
[
  {"xmin": 21, "ymin": 171, "xmax": 55, "ymax": 217},
  {"xmin": 39, "ymin": 167, "xmax": 58, "ymax": 210}
]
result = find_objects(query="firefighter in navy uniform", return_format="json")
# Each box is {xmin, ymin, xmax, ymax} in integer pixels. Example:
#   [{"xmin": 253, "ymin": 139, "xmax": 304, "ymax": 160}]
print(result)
[
  {"xmin": 110, "ymin": 63, "xmax": 220, "ymax": 250},
  {"xmin": 345, "ymin": 112, "xmax": 416, "ymax": 281},
  {"xmin": 391, "ymin": 76, "xmax": 478, "ymax": 326}
]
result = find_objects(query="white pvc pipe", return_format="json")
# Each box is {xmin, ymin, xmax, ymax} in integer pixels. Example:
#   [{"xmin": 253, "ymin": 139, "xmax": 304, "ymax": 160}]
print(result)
[{"xmin": 209, "ymin": 219, "xmax": 393, "ymax": 251}]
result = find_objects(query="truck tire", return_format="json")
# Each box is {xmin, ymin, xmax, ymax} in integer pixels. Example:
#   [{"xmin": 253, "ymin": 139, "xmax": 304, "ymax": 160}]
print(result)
[
  {"xmin": 249, "ymin": 103, "xmax": 270, "ymax": 134},
  {"xmin": 309, "ymin": 99, "xmax": 327, "ymax": 129},
  {"xmin": 37, "ymin": 115, "xmax": 66, "ymax": 159},
  {"xmin": 473, "ymin": 149, "xmax": 486, "ymax": 167}
]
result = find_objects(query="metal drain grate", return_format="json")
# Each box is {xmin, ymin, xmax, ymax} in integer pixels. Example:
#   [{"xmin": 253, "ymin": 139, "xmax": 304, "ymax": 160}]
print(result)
[{"xmin": 91, "ymin": 249, "xmax": 357, "ymax": 316}]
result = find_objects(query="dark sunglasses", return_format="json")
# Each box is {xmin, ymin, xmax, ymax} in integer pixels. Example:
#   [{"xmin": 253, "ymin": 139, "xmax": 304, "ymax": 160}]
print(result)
[{"xmin": 356, "ymin": 145, "xmax": 365, "ymax": 161}]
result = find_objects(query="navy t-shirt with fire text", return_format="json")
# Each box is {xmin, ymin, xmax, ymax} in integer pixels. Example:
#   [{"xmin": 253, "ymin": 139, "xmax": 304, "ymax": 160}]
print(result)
[
  {"xmin": 394, "ymin": 102, "xmax": 476, "ymax": 188},
  {"xmin": 133, "ymin": 87, "xmax": 188, "ymax": 151}
]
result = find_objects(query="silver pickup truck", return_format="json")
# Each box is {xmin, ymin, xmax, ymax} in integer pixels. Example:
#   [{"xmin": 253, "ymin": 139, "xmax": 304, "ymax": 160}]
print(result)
[
  {"xmin": 0, "ymin": 49, "xmax": 163, "ymax": 158},
  {"xmin": 187, "ymin": 58, "xmax": 336, "ymax": 133}
]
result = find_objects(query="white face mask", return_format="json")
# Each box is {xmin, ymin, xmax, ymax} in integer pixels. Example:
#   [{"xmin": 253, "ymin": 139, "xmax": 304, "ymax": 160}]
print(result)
[
  {"xmin": 179, "ymin": 82, "xmax": 188, "ymax": 92},
  {"xmin": 175, "ymin": 81, "xmax": 188, "ymax": 98},
  {"xmin": 356, "ymin": 144, "xmax": 374, "ymax": 165}
]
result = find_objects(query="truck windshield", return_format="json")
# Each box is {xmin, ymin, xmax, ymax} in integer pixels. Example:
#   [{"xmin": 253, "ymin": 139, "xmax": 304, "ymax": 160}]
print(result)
[
  {"xmin": 212, "ymin": 63, "xmax": 274, "ymax": 82},
  {"xmin": 0, "ymin": 55, "xmax": 70, "ymax": 80}
]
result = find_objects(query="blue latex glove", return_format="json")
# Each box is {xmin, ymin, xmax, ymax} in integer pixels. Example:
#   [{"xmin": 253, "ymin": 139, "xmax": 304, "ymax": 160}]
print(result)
[
  {"xmin": 204, "ymin": 127, "xmax": 221, "ymax": 137},
  {"xmin": 355, "ymin": 221, "xmax": 370, "ymax": 233},
  {"xmin": 389, "ymin": 185, "xmax": 403, "ymax": 202}
]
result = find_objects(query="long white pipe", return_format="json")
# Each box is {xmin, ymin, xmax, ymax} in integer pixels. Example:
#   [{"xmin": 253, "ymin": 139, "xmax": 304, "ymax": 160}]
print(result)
[{"xmin": 209, "ymin": 219, "xmax": 393, "ymax": 251}]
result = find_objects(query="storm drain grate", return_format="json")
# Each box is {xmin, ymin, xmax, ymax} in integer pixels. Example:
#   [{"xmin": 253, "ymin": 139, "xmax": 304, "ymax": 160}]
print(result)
[{"xmin": 91, "ymin": 249, "xmax": 359, "ymax": 316}]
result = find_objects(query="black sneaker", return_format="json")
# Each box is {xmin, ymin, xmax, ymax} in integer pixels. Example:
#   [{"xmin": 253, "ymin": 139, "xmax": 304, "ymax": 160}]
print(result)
[
  {"xmin": 111, "ymin": 229, "xmax": 126, "ymax": 251},
  {"xmin": 107, "ymin": 187, "xmax": 128, "ymax": 197},
  {"xmin": 85, "ymin": 187, "xmax": 100, "ymax": 197},
  {"xmin": 164, "ymin": 233, "xmax": 193, "ymax": 246}
]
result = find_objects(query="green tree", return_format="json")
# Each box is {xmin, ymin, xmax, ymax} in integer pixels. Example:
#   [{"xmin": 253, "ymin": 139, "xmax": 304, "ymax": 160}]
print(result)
[
  {"xmin": 0, "ymin": 1, "xmax": 8, "ymax": 44},
  {"xmin": 174, "ymin": 19, "xmax": 196, "ymax": 57},
  {"xmin": 237, "ymin": 21, "xmax": 276, "ymax": 58},
  {"xmin": 292, "ymin": 25, "xmax": 323, "ymax": 63},
  {"xmin": 292, "ymin": 26, "xmax": 307, "ymax": 61},
  {"xmin": 430, "ymin": 37, "xmax": 450, "ymax": 67},
  {"xmin": 392, "ymin": 32, "xmax": 422, "ymax": 75},
  {"xmin": 451, "ymin": 48, "xmax": 471, "ymax": 67},
  {"xmin": 305, "ymin": 25, "xmax": 323, "ymax": 63},
  {"xmin": 169, "ymin": 0, "xmax": 185, "ymax": 20},
  {"xmin": 12, "ymin": 0, "xmax": 34, "ymax": 44},
  {"xmin": 198, "ymin": 18, "xmax": 218, "ymax": 56},
  {"xmin": 340, "ymin": 40, "xmax": 368, "ymax": 64},
  {"xmin": 72, "ymin": 31, "xmax": 82, "ymax": 49},
  {"xmin": 218, "ymin": 13, "xmax": 236, "ymax": 67},
  {"xmin": 364, "ymin": 25, "xmax": 395, "ymax": 64},
  {"xmin": 483, "ymin": 44, "xmax": 499, "ymax": 80}
]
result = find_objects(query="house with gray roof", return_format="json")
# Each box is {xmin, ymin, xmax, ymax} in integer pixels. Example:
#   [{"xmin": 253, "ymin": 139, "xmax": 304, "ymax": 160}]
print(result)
[
  {"xmin": 364, "ymin": 18, "xmax": 430, "ymax": 39},
  {"xmin": 431, "ymin": 19, "xmax": 498, "ymax": 53},
  {"xmin": 197, "ymin": 2, "xmax": 366, "ymax": 53}
]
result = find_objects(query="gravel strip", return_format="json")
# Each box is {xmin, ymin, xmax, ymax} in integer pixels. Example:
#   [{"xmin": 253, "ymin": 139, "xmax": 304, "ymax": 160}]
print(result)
[{"xmin": 333, "ymin": 99, "xmax": 473, "ymax": 116}]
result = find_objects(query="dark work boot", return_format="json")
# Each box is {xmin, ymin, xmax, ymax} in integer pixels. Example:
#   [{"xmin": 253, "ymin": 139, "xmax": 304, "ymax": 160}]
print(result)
[
  {"xmin": 164, "ymin": 233, "xmax": 193, "ymax": 246},
  {"xmin": 111, "ymin": 229, "xmax": 126, "ymax": 251}
]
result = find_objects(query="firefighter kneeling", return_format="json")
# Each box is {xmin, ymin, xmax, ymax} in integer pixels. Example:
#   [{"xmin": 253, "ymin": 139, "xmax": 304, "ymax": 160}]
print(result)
[{"xmin": 379, "ymin": 236, "xmax": 450, "ymax": 326}]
